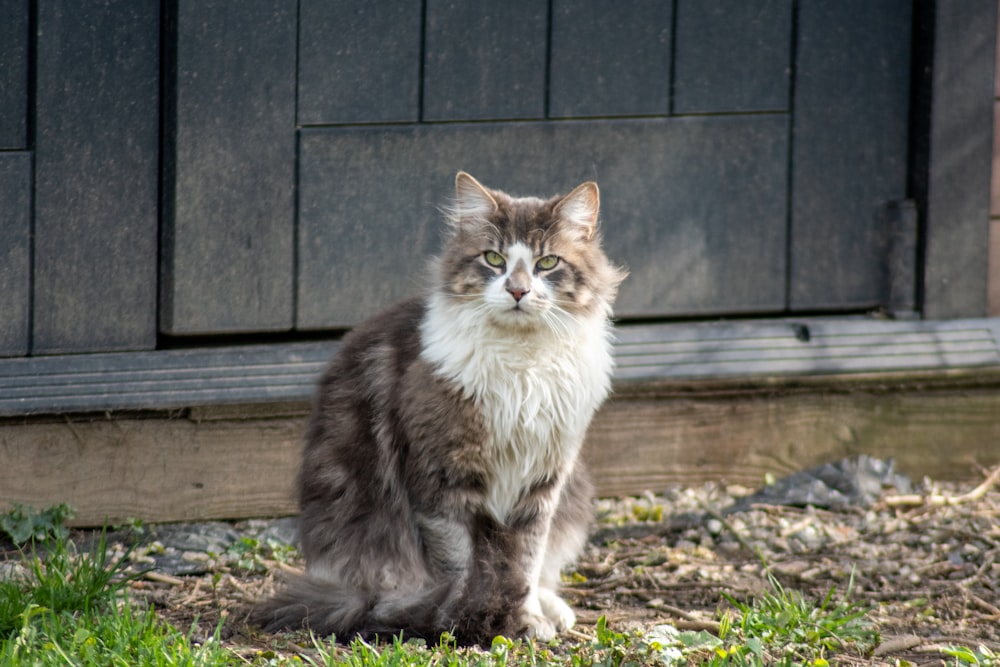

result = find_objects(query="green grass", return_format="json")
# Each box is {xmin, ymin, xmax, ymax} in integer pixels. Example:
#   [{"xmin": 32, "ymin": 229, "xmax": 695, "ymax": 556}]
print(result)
[
  {"xmin": 713, "ymin": 571, "xmax": 878, "ymax": 665},
  {"xmin": 0, "ymin": 527, "xmax": 243, "ymax": 666},
  {"xmin": 0, "ymin": 528, "xmax": 882, "ymax": 667},
  {"xmin": 0, "ymin": 530, "xmax": 133, "ymax": 637},
  {"xmin": 1, "ymin": 601, "xmax": 234, "ymax": 666},
  {"xmin": 0, "ymin": 504, "xmax": 989, "ymax": 666}
]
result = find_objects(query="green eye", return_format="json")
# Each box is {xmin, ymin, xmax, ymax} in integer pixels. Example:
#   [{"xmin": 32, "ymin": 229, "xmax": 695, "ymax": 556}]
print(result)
[
  {"xmin": 483, "ymin": 251, "xmax": 506, "ymax": 268},
  {"xmin": 536, "ymin": 255, "xmax": 560, "ymax": 271}
]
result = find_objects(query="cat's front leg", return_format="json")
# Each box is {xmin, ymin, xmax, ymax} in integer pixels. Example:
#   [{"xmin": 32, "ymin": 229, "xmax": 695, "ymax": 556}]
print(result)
[
  {"xmin": 509, "ymin": 481, "xmax": 569, "ymax": 641},
  {"xmin": 536, "ymin": 460, "xmax": 592, "ymax": 634}
]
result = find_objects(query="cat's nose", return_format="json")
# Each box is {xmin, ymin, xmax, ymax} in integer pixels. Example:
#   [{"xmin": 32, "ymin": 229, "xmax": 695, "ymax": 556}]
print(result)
[{"xmin": 507, "ymin": 287, "xmax": 530, "ymax": 302}]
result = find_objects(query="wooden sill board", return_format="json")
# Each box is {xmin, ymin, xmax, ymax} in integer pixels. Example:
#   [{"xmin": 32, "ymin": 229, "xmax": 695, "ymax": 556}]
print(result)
[
  {"xmin": 0, "ymin": 342, "xmax": 336, "ymax": 416},
  {"xmin": 1, "ymin": 317, "xmax": 999, "ymax": 417},
  {"xmin": 613, "ymin": 316, "xmax": 1000, "ymax": 380}
]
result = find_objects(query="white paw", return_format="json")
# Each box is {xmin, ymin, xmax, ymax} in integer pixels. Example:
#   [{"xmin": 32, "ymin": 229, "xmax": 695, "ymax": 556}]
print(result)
[
  {"xmin": 537, "ymin": 588, "xmax": 576, "ymax": 632},
  {"xmin": 521, "ymin": 612, "xmax": 557, "ymax": 642}
]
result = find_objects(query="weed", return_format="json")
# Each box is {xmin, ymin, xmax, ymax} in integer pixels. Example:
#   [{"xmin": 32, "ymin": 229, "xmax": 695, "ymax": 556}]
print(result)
[
  {"xmin": 554, "ymin": 572, "xmax": 878, "ymax": 667},
  {"xmin": 715, "ymin": 571, "xmax": 877, "ymax": 665},
  {"xmin": 630, "ymin": 504, "xmax": 664, "ymax": 523},
  {"xmin": 0, "ymin": 502, "xmax": 74, "ymax": 545},
  {"xmin": 942, "ymin": 644, "xmax": 998, "ymax": 667},
  {"xmin": 224, "ymin": 536, "xmax": 299, "ymax": 574}
]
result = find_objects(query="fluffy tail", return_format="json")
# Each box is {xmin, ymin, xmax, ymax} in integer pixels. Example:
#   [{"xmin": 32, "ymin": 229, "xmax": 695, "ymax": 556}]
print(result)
[
  {"xmin": 249, "ymin": 571, "xmax": 525, "ymax": 645},
  {"xmin": 249, "ymin": 576, "xmax": 378, "ymax": 638}
]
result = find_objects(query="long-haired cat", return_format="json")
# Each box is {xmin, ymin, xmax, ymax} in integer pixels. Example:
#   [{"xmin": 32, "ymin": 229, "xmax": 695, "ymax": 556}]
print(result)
[{"xmin": 251, "ymin": 172, "xmax": 626, "ymax": 645}]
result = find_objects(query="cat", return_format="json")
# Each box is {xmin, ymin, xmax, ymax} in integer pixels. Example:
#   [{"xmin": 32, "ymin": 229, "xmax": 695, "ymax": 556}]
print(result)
[{"xmin": 250, "ymin": 172, "xmax": 626, "ymax": 645}]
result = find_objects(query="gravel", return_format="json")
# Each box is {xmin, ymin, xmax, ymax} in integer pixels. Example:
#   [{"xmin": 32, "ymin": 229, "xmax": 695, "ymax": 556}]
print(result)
[{"xmin": 5, "ymin": 457, "xmax": 998, "ymax": 664}]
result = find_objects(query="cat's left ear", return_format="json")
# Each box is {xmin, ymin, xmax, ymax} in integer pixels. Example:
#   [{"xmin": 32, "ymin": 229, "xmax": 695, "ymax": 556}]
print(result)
[{"xmin": 554, "ymin": 182, "xmax": 600, "ymax": 241}]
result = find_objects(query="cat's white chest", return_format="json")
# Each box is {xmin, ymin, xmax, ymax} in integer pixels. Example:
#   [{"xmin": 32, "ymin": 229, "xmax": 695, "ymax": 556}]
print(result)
[{"xmin": 420, "ymin": 296, "xmax": 613, "ymax": 521}]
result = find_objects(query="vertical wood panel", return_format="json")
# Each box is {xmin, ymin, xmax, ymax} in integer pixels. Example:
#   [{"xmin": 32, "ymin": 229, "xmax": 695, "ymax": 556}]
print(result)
[
  {"xmin": 0, "ymin": 154, "xmax": 31, "ymax": 356},
  {"xmin": 33, "ymin": 0, "xmax": 159, "ymax": 354},
  {"xmin": 298, "ymin": 117, "xmax": 787, "ymax": 328},
  {"xmin": 920, "ymin": 0, "xmax": 997, "ymax": 319},
  {"xmin": 298, "ymin": 0, "xmax": 421, "ymax": 125},
  {"xmin": 789, "ymin": 0, "xmax": 912, "ymax": 311},
  {"xmin": 297, "ymin": 128, "xmax": 444, "ymax": 328},
  {"xmin": 548, "ymin": 0, "xmax": 672, "ymax": 118},
  {"xmin": 673, "ymin": 0, "xmax": 792, "ymax": 114},
  {"xmin": 989, "ymin": 219, "xmax": 1000, "ymax": 316},
  {"xmin": 0, "ymin": 0, "xmax": 29, "ymax": 149},
  {"xmin": 991, "ymin": 100, "xmax": 1000, "ymax": 218},
  {"xmin": 161, "ymin": 0, "xmax": 296, "ymax": 334},
  {"xmin": 423, "ymin": 0, "xmax": 547, "ymax": 121}
]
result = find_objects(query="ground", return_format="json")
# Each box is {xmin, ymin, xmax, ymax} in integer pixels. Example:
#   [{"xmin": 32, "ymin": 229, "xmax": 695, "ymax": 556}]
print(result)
[{"xmin": 12, "ymin": 462, "xmax": 1000, "ymax": 665}]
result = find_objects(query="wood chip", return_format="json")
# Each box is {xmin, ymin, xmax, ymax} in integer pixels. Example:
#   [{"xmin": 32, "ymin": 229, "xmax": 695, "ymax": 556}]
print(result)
[
  {"xmin": 144, "ymin": 570, "xmax": 185, "ymax": 586},
  {"xmin": 873, "ymin": 634, "xmax": 924, "ymax": 656}
]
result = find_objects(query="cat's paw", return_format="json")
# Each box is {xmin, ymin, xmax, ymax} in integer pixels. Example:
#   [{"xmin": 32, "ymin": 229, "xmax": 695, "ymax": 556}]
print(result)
[
  {"xmin": 521, "ymin": 612, "xmax": 558, "ymax": 642},
  {"xmin": 519, "ymin": 593, "xmax": 558, "ymax": 641},
  {"xmin": 538, "ymin": 588, "xmax": 576, "ymax": 632}
]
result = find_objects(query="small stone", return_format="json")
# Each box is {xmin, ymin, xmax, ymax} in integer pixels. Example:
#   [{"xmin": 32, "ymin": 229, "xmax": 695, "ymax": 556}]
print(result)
[{"xmin": 153, "ymin": 522, "xmax": 241, "ymax": 554}]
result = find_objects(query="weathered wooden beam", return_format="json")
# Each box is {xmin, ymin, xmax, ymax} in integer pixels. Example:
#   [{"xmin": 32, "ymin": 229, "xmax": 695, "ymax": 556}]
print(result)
[
  {"xmin": 0, "ymin": 405, "xmax": 307, "ymax": 526},
  {"xmin": 2, "ymin": 370, "xmax": 1000, "ymax": 526},
  {"xmin": 587, "ymin": 369, "xmax": 1000, "ymax": 497}
]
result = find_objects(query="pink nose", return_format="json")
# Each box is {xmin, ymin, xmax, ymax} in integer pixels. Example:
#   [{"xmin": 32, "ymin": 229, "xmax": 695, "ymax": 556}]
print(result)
[{"xmin": 507, "ymin": 287, "xmax": 530, "ymax": 302}]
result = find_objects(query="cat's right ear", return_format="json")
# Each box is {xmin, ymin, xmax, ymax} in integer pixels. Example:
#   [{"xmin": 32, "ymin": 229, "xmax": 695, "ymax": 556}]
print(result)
[
  {"xmin": 454, "ymin": 171, "xmax": 499, "ymax": 221},
  {"xmin": 554, "ymin": 181, "xmax": 600, "ymax": 241}
]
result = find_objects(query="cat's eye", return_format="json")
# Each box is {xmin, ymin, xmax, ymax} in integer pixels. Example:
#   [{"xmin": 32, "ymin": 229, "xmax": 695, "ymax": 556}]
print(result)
[
  {"xmin": 483, "ymin": 251, "xmax": 506, "ymax": 268},
  {"xmin": 535, "ymin": 255, "xmax": 560, "ymax": 271}
]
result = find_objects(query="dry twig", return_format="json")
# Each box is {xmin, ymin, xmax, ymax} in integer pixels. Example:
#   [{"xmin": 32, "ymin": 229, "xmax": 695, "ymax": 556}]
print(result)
[{"xmin": 885, "ymin": 465, "xmax": 1000, "ymax": 507}]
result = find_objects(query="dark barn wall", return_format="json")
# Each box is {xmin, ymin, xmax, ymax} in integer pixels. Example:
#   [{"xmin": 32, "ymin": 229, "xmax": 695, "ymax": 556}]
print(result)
[
  {"xmin": 292, "ymin": 0, "xmax": 915, "ymax": 328},
  {"xmin": 160, "ymin": 0, "xmax": 297, "ymax": 335},
  {"xmin": 789, "ymin": 1, "xmax": 914, "ymax": 311},
  {"xmin": 0, "ymin": 155, "xmax": 31, "ymax": 357},
  {"xmin": 297, "ymin": 117, "xmax": 790, "ymax": 328},
  {"xmin": 0, "ymin": 0, "xmax": 31, "ymax": 356},
  {"xmin": 31, "ymin": 0, "xmax": 160, "ymax": 354},
  {"xmin": 0, "ymin": 0, "xmax": 993, "ymax": 359},
  {"xmin": 918, "ymin": 0, "xmax": 997, "ymax": 319}
]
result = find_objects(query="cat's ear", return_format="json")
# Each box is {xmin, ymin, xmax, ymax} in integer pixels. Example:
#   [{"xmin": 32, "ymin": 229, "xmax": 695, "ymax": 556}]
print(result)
[
  {"xmin": 554, "ymin": 182, "xmax": 600, "ymax": 241},
  {"xmin": 454, "ymin": 171, "xmax": 499, "ymax": 221}
]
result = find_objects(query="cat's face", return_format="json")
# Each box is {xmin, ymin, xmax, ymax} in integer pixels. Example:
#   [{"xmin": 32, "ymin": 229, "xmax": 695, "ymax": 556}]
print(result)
[{"xmin": 437, "ymin": 172, "xmax": 625, "ymax": 331}]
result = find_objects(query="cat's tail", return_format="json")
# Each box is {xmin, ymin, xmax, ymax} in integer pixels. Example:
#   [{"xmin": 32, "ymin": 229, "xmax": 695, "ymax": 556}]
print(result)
[
  {"xmin": 248, "ymin": 575, "xmax": 429, "ymax": 639},
  {"xmin": 250, "ymin": 576, "xmax": 358, "ymax": 637},
  {"xmin": 249, "ymin": 566, "xmax": 526, "ymax": 645}
]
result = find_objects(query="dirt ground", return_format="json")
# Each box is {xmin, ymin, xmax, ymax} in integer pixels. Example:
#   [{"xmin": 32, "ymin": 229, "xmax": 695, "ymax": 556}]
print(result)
[{"xmin": 19, "ymin": 461, "xmax": 1000, "ymax": 665}]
